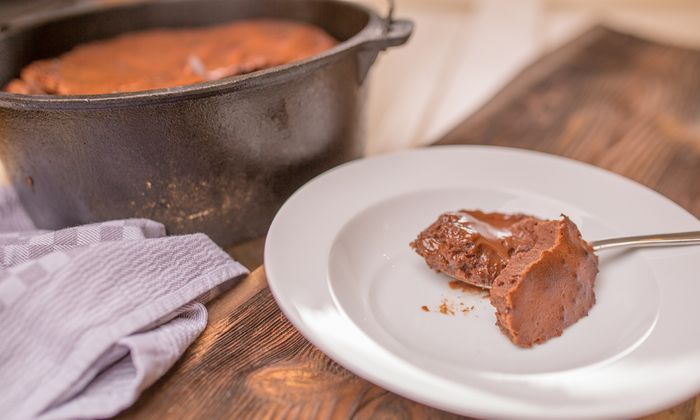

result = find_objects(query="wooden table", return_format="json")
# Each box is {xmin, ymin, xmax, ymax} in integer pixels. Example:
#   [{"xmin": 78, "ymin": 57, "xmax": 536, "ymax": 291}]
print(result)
[{"xmin": 119, "ymin": 27, "xmax": 700, "ymax": 419}]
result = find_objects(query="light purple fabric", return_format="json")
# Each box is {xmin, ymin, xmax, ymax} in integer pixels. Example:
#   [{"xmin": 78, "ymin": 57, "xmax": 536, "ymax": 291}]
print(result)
[{"xmin": 0, "ymin": 187, "xmax": 248, "ymax": 419}]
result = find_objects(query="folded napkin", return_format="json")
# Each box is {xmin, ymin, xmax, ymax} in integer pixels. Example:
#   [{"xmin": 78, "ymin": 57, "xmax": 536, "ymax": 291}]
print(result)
[{"xmin": 0, "ymin": 187, "xmax": 248, "ymax": 419}]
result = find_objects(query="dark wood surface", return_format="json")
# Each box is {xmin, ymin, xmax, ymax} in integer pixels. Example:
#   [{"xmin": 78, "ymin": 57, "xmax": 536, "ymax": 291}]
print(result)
[
  {"xmin": 120, "ymin": 27, "xmax": 700, "ymax": 419},
  {"xmin": 437, "ymin": 26, "xmax": 700, "ymax": 217}
]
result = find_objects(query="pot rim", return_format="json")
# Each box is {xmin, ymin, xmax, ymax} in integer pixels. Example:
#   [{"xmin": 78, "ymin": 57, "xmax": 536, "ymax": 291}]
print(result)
[{"xmin": 0, "ymin": 0, "xmax": 398, "ymax": 110}]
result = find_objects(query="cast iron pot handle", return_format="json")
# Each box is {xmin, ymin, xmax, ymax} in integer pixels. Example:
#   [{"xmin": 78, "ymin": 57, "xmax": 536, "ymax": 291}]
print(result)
[
  {"xmin": 362, "ymin": 0, "xmax": 414, "ymax": 51},
  {"xmin": 353, "ymin": 0, "xmax": 413, "ymax": 81},
  {"xmin": 378, "ymin": 18, "xmax": 413, "ymax": 48}
]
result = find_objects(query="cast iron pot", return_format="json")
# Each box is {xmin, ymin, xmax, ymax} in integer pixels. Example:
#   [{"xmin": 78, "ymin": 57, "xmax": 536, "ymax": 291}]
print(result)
[{"xmin": 0, "ymin": 0, "xmax": 412, "ymax": 245}]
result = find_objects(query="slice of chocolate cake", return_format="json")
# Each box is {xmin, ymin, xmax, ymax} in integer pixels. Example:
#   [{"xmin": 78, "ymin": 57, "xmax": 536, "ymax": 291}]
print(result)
[
  {"xmin": 411, "ymin": 211, "xmax": 598, "ymax": 348},
  {"xmin": 489, "ymin": 216, "xmax": 598, "ymax": 347}
]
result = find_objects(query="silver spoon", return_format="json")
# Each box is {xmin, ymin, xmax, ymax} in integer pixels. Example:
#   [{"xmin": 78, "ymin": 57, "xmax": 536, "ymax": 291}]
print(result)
[{"xmin": 590, "ymin": 230, "xmax": 700, "ymax": 251}]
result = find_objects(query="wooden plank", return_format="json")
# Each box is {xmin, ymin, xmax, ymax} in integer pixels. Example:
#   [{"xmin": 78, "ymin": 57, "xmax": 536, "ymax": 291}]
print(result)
[
  {"xmin": 120, "ymin": 27, "xmax": 700, "ymax": 420},
  {"xmin": 436, "ymin": 26, "xmax": 700, "ymax": 218}
]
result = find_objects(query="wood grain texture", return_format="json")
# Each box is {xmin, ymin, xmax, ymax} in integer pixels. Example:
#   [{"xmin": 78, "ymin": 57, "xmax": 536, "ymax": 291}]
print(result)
[
  {"xmin": 437, "ymin": 26, "xmax": 700, "ymax": 219},
  {"xmin": 120, "ymin": 27, "xmax": 700, "ymax": 420},
  {"xmin": 119, "ymin": 267, "xmax": 462, "ymax": 420}
]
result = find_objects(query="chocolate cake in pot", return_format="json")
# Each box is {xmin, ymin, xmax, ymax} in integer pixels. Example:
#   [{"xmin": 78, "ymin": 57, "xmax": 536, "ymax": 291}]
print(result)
[
  {"xmin": 4, "ymin": 19, "xmax": 337, "ymax": 95},
  {"xmin": 411, "ymin": 211, "xmax": 598, "ymax": 348}
]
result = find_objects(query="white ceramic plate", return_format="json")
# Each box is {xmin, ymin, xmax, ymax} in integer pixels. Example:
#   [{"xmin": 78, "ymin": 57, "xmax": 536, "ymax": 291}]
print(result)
[{"xmin": 264, "ymin": 146, "xmax": 700, "ymax": 419}]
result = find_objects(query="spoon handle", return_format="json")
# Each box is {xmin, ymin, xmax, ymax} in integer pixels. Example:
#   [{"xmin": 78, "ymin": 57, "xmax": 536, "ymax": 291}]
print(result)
[{"xmin": 591, "ymin": 231, "xmax": 700, "ymax": 251}]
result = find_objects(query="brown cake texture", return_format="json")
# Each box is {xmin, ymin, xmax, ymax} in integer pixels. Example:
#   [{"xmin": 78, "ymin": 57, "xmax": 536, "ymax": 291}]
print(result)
[
  {"xmin": 411, "ymin": 210, "xmax": 598, "ymax": 348},
  {"xmin": 4, "ymin": 19, "xmax": 337, "ymax": 95},
  {"xmin": 409, "ymin": 210, "xmax": 535, "ymax": 287}
]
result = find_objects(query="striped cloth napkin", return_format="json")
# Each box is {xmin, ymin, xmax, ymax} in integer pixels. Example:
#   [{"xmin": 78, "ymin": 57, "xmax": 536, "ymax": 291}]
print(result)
[{"xmin": 0, "ymin": 187, "xmax": 248, "ymax": 419}]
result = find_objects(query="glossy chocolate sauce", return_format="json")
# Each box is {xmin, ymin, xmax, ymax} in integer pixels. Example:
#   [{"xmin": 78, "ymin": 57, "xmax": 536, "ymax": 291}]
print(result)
[{"xmin": 410, "ymin": 210, "xmax": 534, "ymax": 287}]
